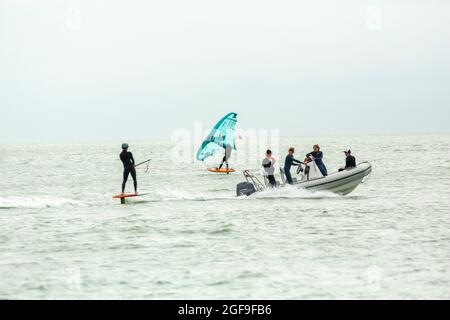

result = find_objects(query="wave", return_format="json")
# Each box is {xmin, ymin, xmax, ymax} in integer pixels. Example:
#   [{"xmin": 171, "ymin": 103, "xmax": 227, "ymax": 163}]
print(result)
[
  {"xmin": 0, "ymin": 186, "xmax": 343, "ymax": 209},
  {"xmin": 0, "ymin": 196, "xmax": 84, "ymax": 209},
  {"xmin": 150, "ymin": 187, "xmax": 235, "ymax": 202},
  {"xmin": 150, "ymin": 185, "xmax": 341, "ymax": 202}
]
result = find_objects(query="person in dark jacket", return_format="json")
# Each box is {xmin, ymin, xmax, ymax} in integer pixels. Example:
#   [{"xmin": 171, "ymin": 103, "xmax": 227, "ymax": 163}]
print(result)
[
  {"xmin": 339, "ymin": 150, "xmax": 356, "ymax": 172},
  {"xmin": 284, "ymin": 147, "xmax": 303, "ymax": 184},
  {"xmin": 305, "ymin": 144, "xmax": 328, "ymax": 177},
  {"xmin": 120, "ymin": 143, "xmax": 137, "ymax": 194}
]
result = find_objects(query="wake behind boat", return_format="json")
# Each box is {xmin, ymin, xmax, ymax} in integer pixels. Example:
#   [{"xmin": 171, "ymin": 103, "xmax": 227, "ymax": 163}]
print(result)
[{"xmin": 237, "ymin": 161, "xmax": 372, "ymax": 197}]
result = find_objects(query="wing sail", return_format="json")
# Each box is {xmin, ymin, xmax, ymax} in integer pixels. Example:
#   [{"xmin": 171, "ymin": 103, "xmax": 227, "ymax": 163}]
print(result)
[{"xmin": 196, "ymin": 112, "xmax": 238, "ymax": 161}]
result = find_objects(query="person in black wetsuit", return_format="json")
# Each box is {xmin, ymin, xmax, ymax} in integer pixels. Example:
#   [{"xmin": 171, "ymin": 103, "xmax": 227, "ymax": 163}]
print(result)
[
  {"xmin": 120, "ymin": 143, "xmax": 137, "ymax": 194},
  {"xmin": 339, "ymin": 150, "xmax": 356, "ymax": 172},
  {"xmin": 305, "ymin": 144, "xmax": 328, "ymax": 177},
  {"xmin": 218, "ymin": 144, "xmax": 232, "ymax": 174},
  {"xmin": 284, "ymin": 147, "xmax": 303, "ymax": 184}
]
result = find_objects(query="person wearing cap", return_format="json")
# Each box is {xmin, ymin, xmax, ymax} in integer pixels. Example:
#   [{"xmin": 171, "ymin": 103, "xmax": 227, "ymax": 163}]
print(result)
[
  {"xmin": 339, "ymin": 150, "xmax": 356, "ymax": 172},
  {"xmin": 120, "ymin": 143, "xmax": 138, "ymax": 195},
  {"xmin": 305, "ymin": 144, "xmax": 328, "ymax": 177}
]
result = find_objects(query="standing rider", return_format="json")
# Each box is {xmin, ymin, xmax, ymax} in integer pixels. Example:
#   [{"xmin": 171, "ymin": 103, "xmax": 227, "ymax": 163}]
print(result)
[
  {"xmin": 284, "ymin": 147, "xmax": 303, "ymax": 184},
  {"xmin": 305, "ymin": 144, "xmax": 328, "ymax": 177},
  {"xmin": 262, "ymin": 149, "xmax": 277, "ymax": 187},
  {"xmin": 120, "ymin": 143, "xmax": 138, "ymax": 195},
  {"xmin": 218, "ymin": 144, "xmax": 232, "ymax": 174}
]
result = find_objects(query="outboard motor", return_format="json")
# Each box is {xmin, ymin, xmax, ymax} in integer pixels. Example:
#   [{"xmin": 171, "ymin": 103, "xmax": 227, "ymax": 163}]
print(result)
[{"xmin": 236, "ymin": 181, "xmax": 257, "ymax": 196}]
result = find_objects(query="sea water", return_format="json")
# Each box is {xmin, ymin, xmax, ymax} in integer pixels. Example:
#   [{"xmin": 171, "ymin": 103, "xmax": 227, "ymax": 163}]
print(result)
[{"xmin": 0, "ymin": 134, "xmax": 449, "ymax": 299}]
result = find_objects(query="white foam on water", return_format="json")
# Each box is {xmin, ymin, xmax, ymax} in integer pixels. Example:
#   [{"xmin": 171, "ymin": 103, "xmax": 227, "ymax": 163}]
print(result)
[
  {"xmin": 146, "ymin": 185, "xmax": 340, "ymax": 203},
  {"xmin": 0, "ymin": 196, "xmax": 84, "ymax": 209},
  {"xmin": 151, "ymin": 187, "xmax": 234, "ymax": 202}
]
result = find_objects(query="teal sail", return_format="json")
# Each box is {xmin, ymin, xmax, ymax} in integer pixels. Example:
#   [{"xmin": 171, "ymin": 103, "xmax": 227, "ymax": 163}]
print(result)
[{"xmin": 197, "ymin": 112, "xmax": 238, "ymax": 161}]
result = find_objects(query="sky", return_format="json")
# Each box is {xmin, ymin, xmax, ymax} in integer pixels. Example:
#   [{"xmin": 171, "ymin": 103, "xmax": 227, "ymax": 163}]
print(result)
[{"xmin": 0, "ymin": 0, "xmax": 449, "ymax": 143}]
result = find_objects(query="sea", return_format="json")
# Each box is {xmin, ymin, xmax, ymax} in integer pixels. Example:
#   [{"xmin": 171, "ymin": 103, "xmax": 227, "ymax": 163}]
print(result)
[{"xmin": 0, "ymin": 134, "xmax": 449, "ymax": 299}]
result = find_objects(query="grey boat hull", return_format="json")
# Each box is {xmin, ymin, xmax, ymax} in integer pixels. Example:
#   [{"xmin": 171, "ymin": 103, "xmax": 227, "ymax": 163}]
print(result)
[
  {"xmin": 237, "ymin": 162, "xmax": 372, "ymax": 197},
  {"xmin": 293, "ymin": 162, "xmax": 372, "ymax": 196}
]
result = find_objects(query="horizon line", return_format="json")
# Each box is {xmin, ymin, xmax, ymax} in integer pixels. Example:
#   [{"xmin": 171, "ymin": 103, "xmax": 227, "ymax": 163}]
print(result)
[{"xmin": 0, "ymin": 131, "xmax": 449, "ymax": 146}]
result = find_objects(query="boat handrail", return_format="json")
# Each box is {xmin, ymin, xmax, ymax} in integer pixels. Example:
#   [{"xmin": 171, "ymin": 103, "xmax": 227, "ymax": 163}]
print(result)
[{"xmin": 243, "ymin": 170, "xmax": 266, "ymax": 192}]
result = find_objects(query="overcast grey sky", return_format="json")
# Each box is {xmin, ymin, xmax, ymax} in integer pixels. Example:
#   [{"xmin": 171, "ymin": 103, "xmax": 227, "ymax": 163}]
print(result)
[{"xmin": 1, "ymin": 0, "xmax": 449, "ymax": 143}]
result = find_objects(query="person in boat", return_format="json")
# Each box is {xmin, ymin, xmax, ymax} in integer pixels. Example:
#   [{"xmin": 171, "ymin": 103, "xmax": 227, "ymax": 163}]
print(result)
[
  {"xmin": 262, "ymin": 149, "xmax": 277, "ymax": 187},
  {"xmin": 284, "ymin": 147, "xmax": 303, "ymax": 184},
  {"xmin": 218, "ymin": 144, "xmax": 232, "ymax": 174},
  {"xmin": 339, "ymin": 150, "xmax": 356, "ymax": 172},
  {"xmin": 120, "ymin": 143, "xmax": 138, "ymax": 195},
  {"xmin": 305, "ymin": 144, "xmax": 328, "ymax": 177}
]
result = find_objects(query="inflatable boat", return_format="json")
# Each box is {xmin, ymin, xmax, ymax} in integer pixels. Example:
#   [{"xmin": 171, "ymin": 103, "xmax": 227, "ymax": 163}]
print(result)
[{"xmin": 236, "ymin": 161, "xmax": 372, "ymax": 197}]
